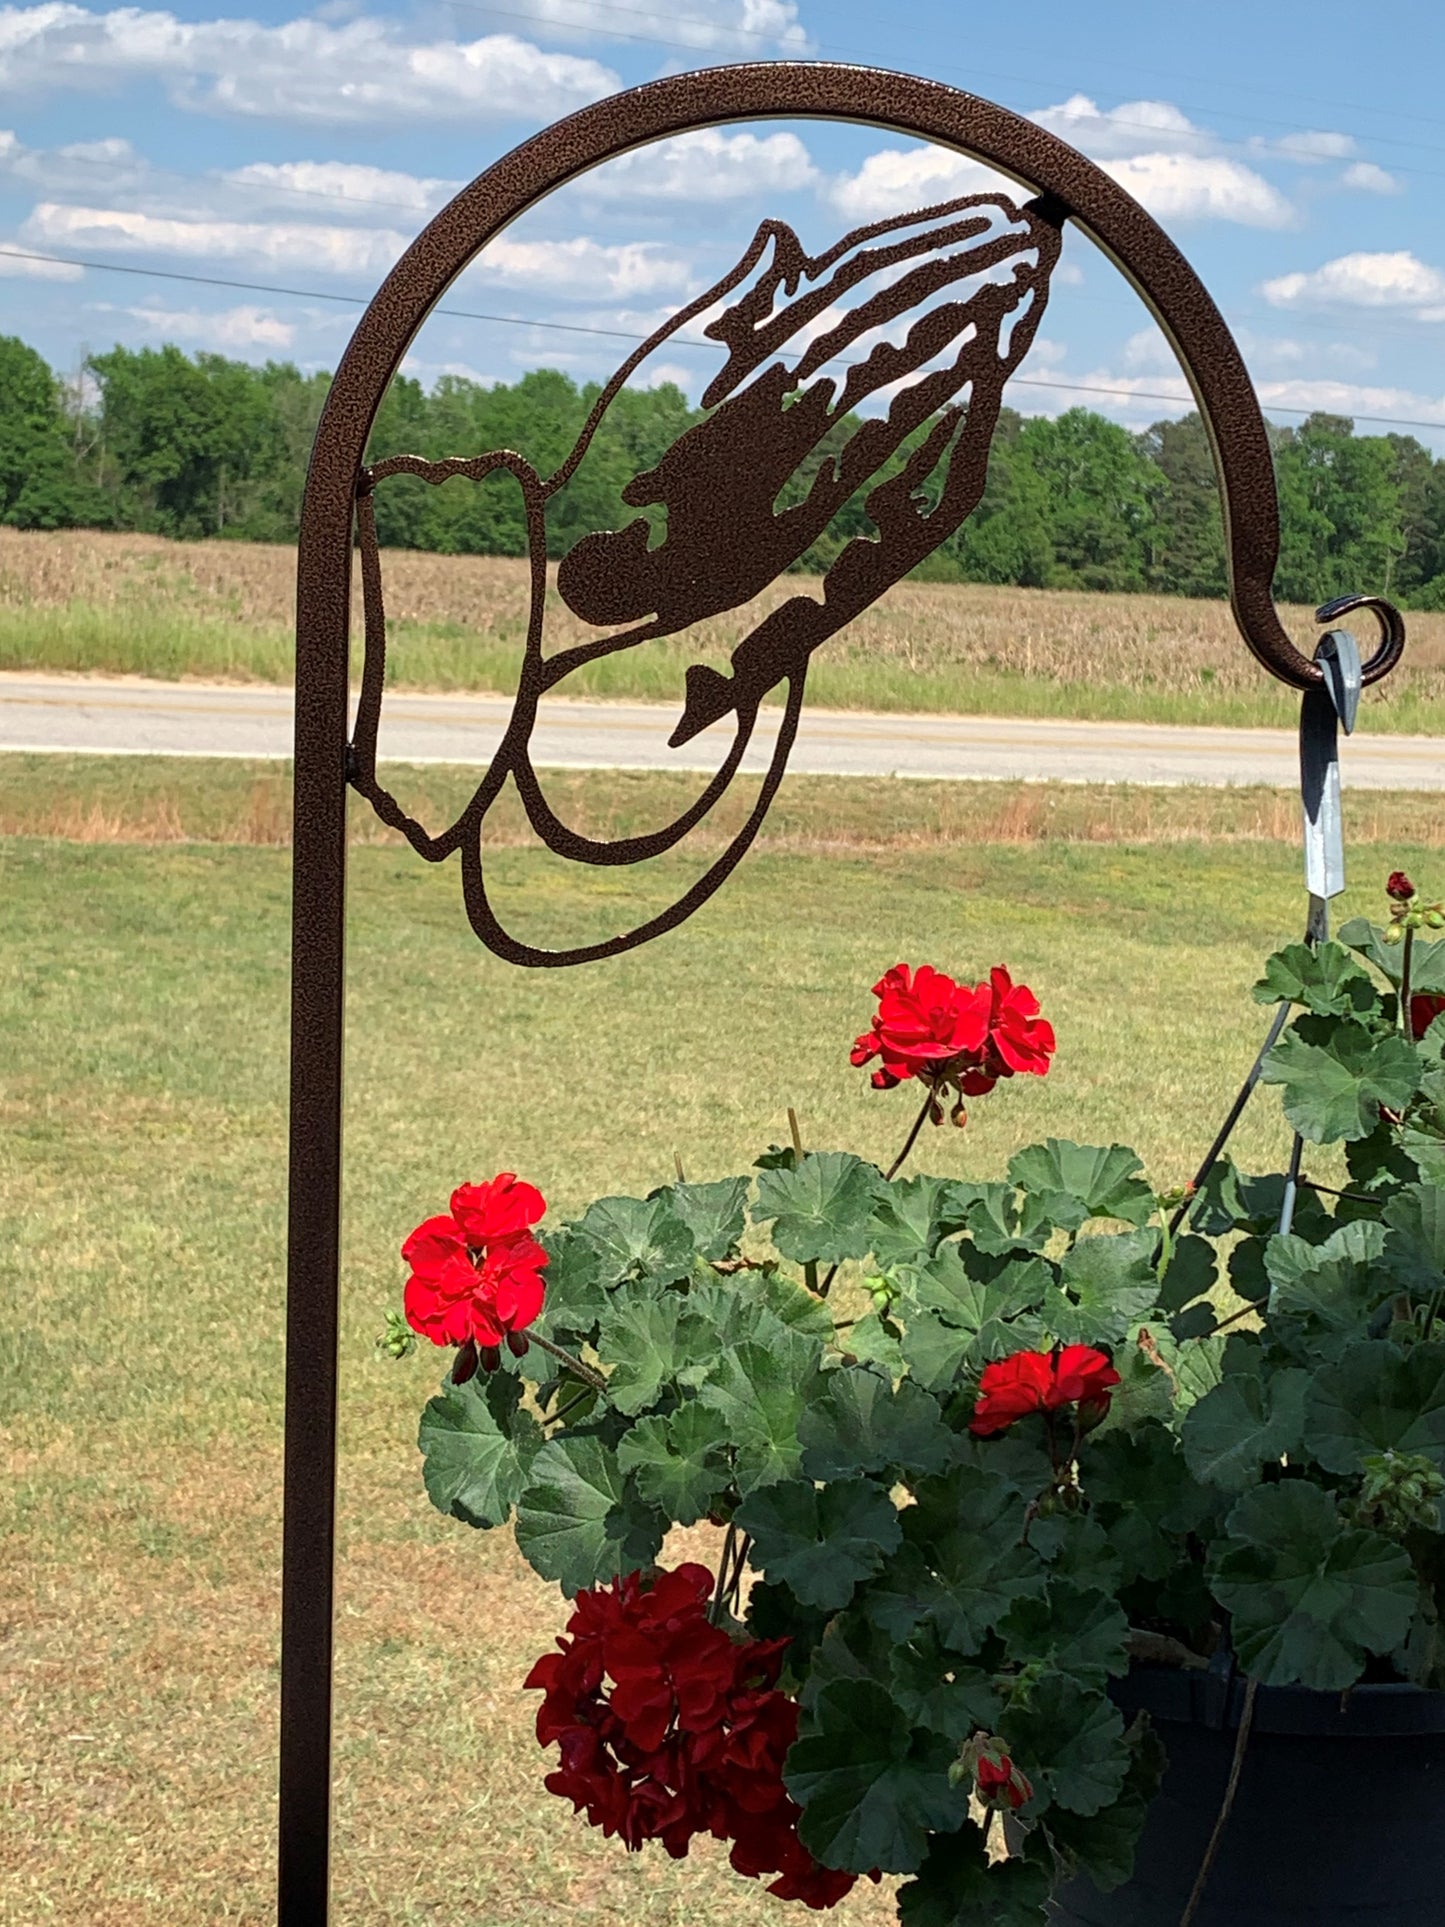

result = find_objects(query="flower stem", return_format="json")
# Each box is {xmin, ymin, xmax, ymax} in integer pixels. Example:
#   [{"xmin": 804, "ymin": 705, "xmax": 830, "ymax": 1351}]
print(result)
[
  {"xmin": 789, "ymin": 1107, "xmax": 821, "ymax": 1297},
  {"xmin": 529, "ymin": 1331, "xmax": 607, "ymax": 1394},
  {"xmin": 723, "ymin": 1534, "xmax": 753, "ymax": 1613},
  {"xmin": 886, "ymin": 1084, "xmax": 938, "ymax": 1183},
  {"xmin": 1401, "ymin": 923, "xmax": 1416, "ymax": 1035},
  {"xmin": 710, "ymin": 1524, "xmax": 739, "ymax": 1626}
]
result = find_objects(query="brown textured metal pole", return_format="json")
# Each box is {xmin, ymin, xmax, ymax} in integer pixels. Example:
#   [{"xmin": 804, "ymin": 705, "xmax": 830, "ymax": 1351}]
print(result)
[{"xmin": 278, "ymin": 435, "xmax": 355, "ymax": 1924}]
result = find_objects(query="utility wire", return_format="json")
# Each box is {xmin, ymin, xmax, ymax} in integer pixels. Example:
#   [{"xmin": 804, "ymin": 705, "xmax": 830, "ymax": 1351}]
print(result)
[{"xmin": 4, "ymin": 243, "xmax": 1442, "ymax": 434}]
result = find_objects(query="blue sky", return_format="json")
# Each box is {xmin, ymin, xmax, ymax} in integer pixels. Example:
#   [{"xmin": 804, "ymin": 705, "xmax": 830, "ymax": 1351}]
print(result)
[{"xmin": 1, "ymin": 0, "xmax": 1442, "ymax": 445}]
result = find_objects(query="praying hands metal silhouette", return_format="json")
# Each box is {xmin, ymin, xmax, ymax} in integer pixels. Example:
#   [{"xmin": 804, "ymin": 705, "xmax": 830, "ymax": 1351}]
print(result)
[{"xmin": 350, "ymin": 190, "xmax": 1063, "ymax": 964}]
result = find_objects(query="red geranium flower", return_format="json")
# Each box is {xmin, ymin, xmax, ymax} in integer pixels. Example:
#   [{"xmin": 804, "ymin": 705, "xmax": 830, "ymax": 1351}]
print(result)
[
  {"xmin": 976, "ymin": 1749, "xmax": 1034, "ymax": 1811},
  {"xmin": 970, "ymin": 1344, "xmax": 1120, "ymax": 1437},
  {"xmin": 526, "ymin": 1565, "xmax": 871, "ymax": 1909},
  {"xmin": 850, "ymin": 963, "xmax": 992, "ymax": 1088},
  {"xmin": 1412, "ymin": 994, "xmax": 1445, "ymax": 1041},
  {"xmin": 401, "ymin": 1172, "xmax": 548, "ymax": 1350},
  {"xmin": 1388, "ymin": 871, "xmax": 1417, "ymax": 902},
  {"xmin": 850, "ymin": 961, "xmax": 1055, "ymax": 1125}
]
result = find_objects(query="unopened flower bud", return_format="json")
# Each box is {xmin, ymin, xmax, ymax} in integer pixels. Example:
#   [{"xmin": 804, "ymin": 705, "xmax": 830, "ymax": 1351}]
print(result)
[
  {"xmin": 1388, "ymin": 871, "xmax": 1417, "ymax": 902},
  {"xmin": 1384, "ymin": 923, "xmax": 1405, "ymax": 946},
  {"xmin": 480, "ymin": 1344, "xmax": 503, "ymax": 1374},
  {"xmin": 377, "ymin": 1308, "xmax": 417, "ymax": 1360},
  {"xmin": 506, "ymin": 1329, "xmax": 530, "ymax": 1358},
  {"xmin": 452, "ymin": 1336, "xmax": 480, "ymax": 1384},
  {"xmin": 950, "ymin": 1097, "xmax": 968, "ymax": 1129},
  {"xmin": 1428, "ymin": 910, "xmax": 1445, "ymax": 930}
]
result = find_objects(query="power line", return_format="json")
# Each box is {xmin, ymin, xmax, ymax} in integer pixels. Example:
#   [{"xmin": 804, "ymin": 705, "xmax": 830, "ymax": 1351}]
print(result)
[{"xmin": 4, "ymin": 243, "xmax": 1442, "ymax": 434}]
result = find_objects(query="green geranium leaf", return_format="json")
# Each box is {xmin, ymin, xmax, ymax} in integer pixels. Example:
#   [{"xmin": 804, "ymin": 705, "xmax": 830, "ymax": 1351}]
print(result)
[
  {"xmin": 1087, "ymin": 1421, "xmax": 1215, "ymax": 1582},
  {"xmin": 847, "ymin": 1310, "xmax": 906, "ymax": 1375},
  {"xmin": 1402, "ymin": 1127, "xmax": 1445, "ymax": 1189},
  {"xmin": 698, "ymin": 1326, "xmax": 824, "ymax": 1491},
  {"xmin": 1183, "ymin": 1364, "xmax": 1309, "ymax": 1490},
  {"xmin": 573, "ymin": 1194, "xmax": 696, "ymax": 1286},
  {"xmin": 1157, "ymin": 1233, "xmax": 1217, "ymax": 1313},
  {"xmin": 417, "ymin": 1372, "xmax": 542, "ymax": 1528},
  {"xmin": 952, "ymin": 1179, "xmax": 1048, "ymax": 1256},
  {"xmin": 1046, "ymin": 1229, "xmax": 1160, "ymax": 1348},
  {"xmin": 1007, "ymin": 1140, "xmax": 1155, "ymax": 1230},
  {"xmin": 1266, "ymin": 1219, "xmax": 1390, "ymax": 1335},
  {"xmin": 734, "ymin": 1265, "xmax": 836, "ymax": 1342},
  {"xmin": 1044, "ymin": 1719, "xmax": 1167, "ymax": 1894},
  {"xmin": 998, "ymin": 1582, "xmax": 1130, "ymax": 1689},
  {"xmin": 752, "ymin": 1150, "xmax": 886, "ymax": 1265},
  {"xmin": 898, "ymin": 1247, "xmax": 1050, "ymax": 1391},
  {"xmin": 864, "ymin": 1465, "xmax": 1042, "ymax": 1650},
  {"xmin": 514, "ymin": 1434, "xmax": 665, "ymax": 1595},
  {"xmin": 799, "ymin": 1366, "xmax": 955, "ymax": 1481},
  {"xmin": 615, "ymin": 1402, "xmax": 729, "ymax": 1526},
  {"xmin": 1340, "ymin": 917, "xmax": 1445, "ymax": 994},
  {"xmin": 801, "ymin": 1610, "xmax": 998, "ymax": 1742},
  {"xmin": 786, "ymin": 1678, "xmax": 967, "ymax": 1875},
  {"xmin": 1304, "ymin": 1341, "xmax": 1445, "ymax": 1473},
  {"xmin": 897, "ymin": 1827, "xmax": 1053, "ymax": 1927},
  {"xmin": 1000, "ymin": 1673, "xmax": 1128, "ymax": 1816},
  {"xmin": 867, "ymin": 1175, "xmax": 971, "ymax": 1268},
  {"xmin": 595, "ymin": 1291, "xmax": 714, "ymax": 1417},
  {"xmin": 538, "ymin": 1228, "xmax": 609, "ymax": 1336},
  {"xmin": 736, "ymin": 1477, "xmax": 902, "ymax": 1610},
  {"xmin": 1252, "ymin": 941, "xmax": 1379, "ymax": 1016},
  {"xmin": 657, "ymin": 1176, "xmax": 750, "ymax": 1261},
  {"xmin": 1382, "ymin": 1184, "xmax": 1445, "ymax": 1294},
  {"xmin": 1261, "ymin": 1016, "xmax": 1421, "ymax": 1144},
  {"xmin": 1208, "ymin": 1480, "xmax": 1417, "ymax": 1689}
]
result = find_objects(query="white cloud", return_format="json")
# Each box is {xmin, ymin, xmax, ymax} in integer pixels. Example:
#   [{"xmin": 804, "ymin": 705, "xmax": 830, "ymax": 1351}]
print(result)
[
  {"xmin": 222, "ymin": 159, "xmax": 457, "ymax": 219},
  {"xmin": 1262, "ymin": 250, "xmax": 1445, "ymax": 318},
  {"xmin": 581, "ymin": 129, "xmax": 819, "ymax": 203},
  {"xmin": 1032, "ymin": 93, "xmax": 1212, "ymax": 159},
  {"xmin": 0, "ymin": 241, "xmax": 82, "ymax": 277},
  {"xmin": 22, "ymin": 200, "xmax": 698, "ymax": 296},
  {"xmin": 828, "ymin": 146, "xmax": 1009, "ymax": 223},
  {"xmin": 121, "ymin": 301, "xmax": 296, "ymax": 349},
  {"xmin": 1254, "ymin": 376, "xmax": 1445, "ymax": 424},
  {"xmin": 1258, "ymin": 129, "xmax": 1357, "ymax": 163},
  {"xmin": 831, "ymin": 94, "xmax": 1292, "ymax": 231},
  {"xmin": 1340, "ymin": 161, "xmax": 1401, "ymax": 195},
  {"xmin": 23, "ymin": 201, "xmax": 412, "ymax": 275},
  {"xmin": 497, "ymin": 0, "xmax": 807, "ymax": 52},
  {"xmin": 1100, "ymin": 152, "xmax": 1294, "ymax": 227},
  {"xmin": 0, "ymin": 6, "xmax": 618, "ymax": 126}
]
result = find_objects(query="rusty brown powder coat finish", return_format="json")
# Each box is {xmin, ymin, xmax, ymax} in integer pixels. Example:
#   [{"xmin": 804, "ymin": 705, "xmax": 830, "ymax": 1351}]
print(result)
[{"xmin": 281, "ymin": 61, "xmax": 1407, "ymax": 1923}]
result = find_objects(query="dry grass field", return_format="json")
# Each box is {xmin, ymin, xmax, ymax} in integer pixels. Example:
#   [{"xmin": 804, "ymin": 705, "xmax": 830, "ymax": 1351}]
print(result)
[{"xmin": 5, "ymin": 528, "xmax": 1444, "ymax": 731}]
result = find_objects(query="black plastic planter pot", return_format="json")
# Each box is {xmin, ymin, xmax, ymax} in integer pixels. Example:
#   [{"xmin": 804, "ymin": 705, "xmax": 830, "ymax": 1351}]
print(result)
[{"xmin": 1050, "ymin": 1664, "xmax": 1445, "ymax": 1926}]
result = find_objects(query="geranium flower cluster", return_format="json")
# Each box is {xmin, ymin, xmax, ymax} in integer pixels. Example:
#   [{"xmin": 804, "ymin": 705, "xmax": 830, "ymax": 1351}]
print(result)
[
  {"xmin": 525, "ymin": 1563, "xmax": 864, "ymax": 1909},
  {"xmin": 970, "ymin": 1345, "xmax": 1120, "ymax": 1437},
  {"xmin": 850, "ymin": 962, "xmax": 1055, "ymax": 1124},
  {"xmin": 401, "ymin": 1173, "xmax": 548, "ymax": 1367}
]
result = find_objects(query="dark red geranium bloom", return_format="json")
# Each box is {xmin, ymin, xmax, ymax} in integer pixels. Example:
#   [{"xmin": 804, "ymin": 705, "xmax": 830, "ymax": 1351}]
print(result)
[
  {"xmin": 401, "ymin": 1172, "xmax": 548, "ymax": 1350},
  {"xmin": 970, "ymin": 1344, "xmax": 1121, "ymax": 1437},
  {"xmin": 1412, "ymin": 993, "xmax": 1445, "ymax": 1041},
  {"xmin": 1388, "ymin": 871, "xmax": 1417, "ymax": 902},
  {"xmin": 977, "ymin": 1750, "xmax": 1034, "ymax": 1811},
  {"xmin": 526, "ymin": 1565, "xmax": 870, "ymax": 1909}
]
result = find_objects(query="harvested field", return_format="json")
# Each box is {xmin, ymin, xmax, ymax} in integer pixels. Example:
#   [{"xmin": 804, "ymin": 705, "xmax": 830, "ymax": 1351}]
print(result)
[{"xmin": 3, "ymin": 528, "xmax": 1443, "ymax": 731}]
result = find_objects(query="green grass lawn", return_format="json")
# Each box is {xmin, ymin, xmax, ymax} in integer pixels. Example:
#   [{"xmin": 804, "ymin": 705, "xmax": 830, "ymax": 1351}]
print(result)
[{"xmin": 0, "ymin": 818, "xmax": 1428, "ymax": 1924}]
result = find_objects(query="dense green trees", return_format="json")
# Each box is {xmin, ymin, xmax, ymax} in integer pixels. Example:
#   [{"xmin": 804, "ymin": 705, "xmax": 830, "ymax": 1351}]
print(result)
[{"xmin": 4, "ymin": 332, "xmax": 1444, "ymax": 607}]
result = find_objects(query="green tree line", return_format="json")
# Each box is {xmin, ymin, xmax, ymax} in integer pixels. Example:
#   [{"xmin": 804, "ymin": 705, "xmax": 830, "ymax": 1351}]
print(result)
[{"xmin": 4, "ymin": 333, "xmax": 1444, "ymax": 607}]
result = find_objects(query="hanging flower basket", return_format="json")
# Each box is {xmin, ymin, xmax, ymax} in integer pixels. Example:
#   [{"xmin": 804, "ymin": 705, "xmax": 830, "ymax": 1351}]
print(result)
[{"xmin": 385, "ymin": 882, "xmax": 1445, "ymax": 1925}]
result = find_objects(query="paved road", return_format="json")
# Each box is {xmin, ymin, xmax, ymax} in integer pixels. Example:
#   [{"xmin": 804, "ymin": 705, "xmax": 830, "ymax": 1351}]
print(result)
[{"xmin": 2, "ymin": 672, "xmax": 1443, "ymax": 788}]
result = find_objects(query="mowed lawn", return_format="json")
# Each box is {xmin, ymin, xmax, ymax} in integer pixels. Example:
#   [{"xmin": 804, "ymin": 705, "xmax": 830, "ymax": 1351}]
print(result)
[{"xmin": 1, "ymin": 785, "xmax": 1434, "ymax": 1926}]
